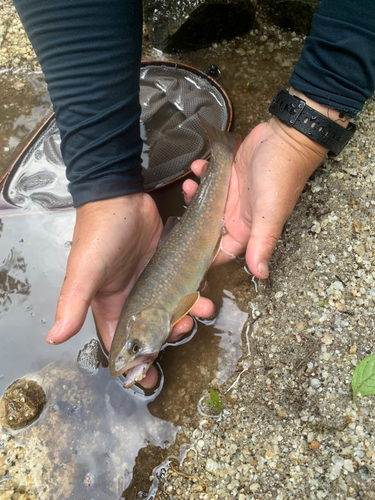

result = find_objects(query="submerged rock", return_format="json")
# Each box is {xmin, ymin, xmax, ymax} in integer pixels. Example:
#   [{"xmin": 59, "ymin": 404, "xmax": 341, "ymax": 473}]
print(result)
[
  {"xmin": 144, "ymin": 0, "xmax": 255, "ymax": 52},
  {"xmin": 0, "ymin": 379, "xmax": 46, "ymax": 430}
]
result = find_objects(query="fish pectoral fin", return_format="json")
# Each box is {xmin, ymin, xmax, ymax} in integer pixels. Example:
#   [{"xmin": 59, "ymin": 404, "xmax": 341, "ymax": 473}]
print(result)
[
  {"xmin": 171, "ymin": 292, "xmax": 200, "ymax": 326},
  {"xmin": 157, "ymin": 216, "xmax": 180, "ymax": 248}
]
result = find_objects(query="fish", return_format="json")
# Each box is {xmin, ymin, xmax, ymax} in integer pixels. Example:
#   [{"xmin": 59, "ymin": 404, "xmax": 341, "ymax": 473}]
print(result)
[{"xmin": 108, "ymin": 116, "xmax": 240, "ymax": 387}]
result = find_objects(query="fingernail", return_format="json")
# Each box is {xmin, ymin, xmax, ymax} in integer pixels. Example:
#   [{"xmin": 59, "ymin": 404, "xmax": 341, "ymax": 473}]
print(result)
[
  {"xmin": 257, "ymin": 260, "xmax": 269, "ymax": 278},
  {"xmin": 45, "ymin": 320, "xmax": 61, "ymax": 344}
]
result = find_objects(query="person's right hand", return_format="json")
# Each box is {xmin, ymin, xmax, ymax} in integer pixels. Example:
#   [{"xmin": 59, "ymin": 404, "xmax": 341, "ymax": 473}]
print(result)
[{"xmin": 45, "ymin": 192, "xmax": 214, "ymax": 388}]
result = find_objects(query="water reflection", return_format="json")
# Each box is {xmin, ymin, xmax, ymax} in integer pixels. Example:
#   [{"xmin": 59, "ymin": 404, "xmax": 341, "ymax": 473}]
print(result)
[{"xmin": 0, "ymin": 247, "xmax": 31, "ymax": 318}]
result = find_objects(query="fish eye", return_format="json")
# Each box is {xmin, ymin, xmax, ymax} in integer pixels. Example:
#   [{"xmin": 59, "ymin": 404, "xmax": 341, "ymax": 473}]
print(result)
[{"xmin": 126, "ymin": 339, "xmax": 140, "ymax": 355}]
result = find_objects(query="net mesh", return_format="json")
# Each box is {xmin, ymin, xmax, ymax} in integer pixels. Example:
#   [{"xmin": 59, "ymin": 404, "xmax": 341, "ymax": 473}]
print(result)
[{"xmin": 5, "ymin": 64, "xmax": 230, "ymax": 210}]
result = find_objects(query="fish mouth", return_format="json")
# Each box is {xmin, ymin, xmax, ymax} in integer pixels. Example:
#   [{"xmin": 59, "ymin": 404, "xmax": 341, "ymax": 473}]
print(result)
[{"xmin": 111, "ymin": 352, "xmax": 157, "ymax": 387}]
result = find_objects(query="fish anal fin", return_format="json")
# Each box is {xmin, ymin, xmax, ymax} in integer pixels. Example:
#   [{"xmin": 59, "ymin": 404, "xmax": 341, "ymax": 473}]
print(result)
[
  {"xmin": 158, "ymin": 216, "xmax": 180, "ymax": 248},
  {"xmin": 171, "ymin": 292, "xmax": 200, "ymax": 326}
]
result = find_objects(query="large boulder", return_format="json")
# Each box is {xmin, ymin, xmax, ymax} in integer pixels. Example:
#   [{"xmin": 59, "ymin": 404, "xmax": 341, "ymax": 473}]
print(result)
[{"xmin": 143, "ymin": 0, "xmax": 256, "ymax": 52}]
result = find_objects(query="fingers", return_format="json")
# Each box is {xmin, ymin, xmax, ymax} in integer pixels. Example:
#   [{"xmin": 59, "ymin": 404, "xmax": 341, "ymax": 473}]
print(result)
[
  {"xmin": 183, "ymin": 179, "xmax": 198, "ymax": 205},
  {"xmin": 190, "ymin": 159, "xmax": 208, "ymax": 178},
  {"xmin": 245, "ymin": 228, "xmax": 279, "ymax": 279},
  {"xmin": 138, "ymin": 364, "xmax": 159, "ymax": 389},
  {"xmin": 45, "ymin": 248, "xmax": 99, "ymax": 344},
  {"xmin": 168, "ymin": 297, "xmax": 214, "ymax": 342},
  {"xmin": 183, "ymin": 160, "xmax": 208, "ymax": 204}
]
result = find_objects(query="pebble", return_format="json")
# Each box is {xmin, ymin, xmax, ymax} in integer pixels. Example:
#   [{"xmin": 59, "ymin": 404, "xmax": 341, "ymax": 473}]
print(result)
[
  {"xmin": 331, "ymin": 455, "xmax": 344, "ymax": 468},
  {"xmin": 343, "ymin": 459, "xmax": 354, "ymax": 472},
  {"xmin": 205, "ymin": 458, "xmax": 220, "ymax": 474},
  {"xmin": 310, "ymin": 378, "xmax": 322, "ymax": 389}
]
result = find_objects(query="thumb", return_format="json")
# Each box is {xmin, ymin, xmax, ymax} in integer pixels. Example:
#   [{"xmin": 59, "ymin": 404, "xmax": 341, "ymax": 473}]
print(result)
[
  {"xmin": 45, "ymin": 251, "xmax": 98, "ymax": 344},
  {"xmin": 245, "ymin": 208, "xmax": 282, "ymax": 280}
]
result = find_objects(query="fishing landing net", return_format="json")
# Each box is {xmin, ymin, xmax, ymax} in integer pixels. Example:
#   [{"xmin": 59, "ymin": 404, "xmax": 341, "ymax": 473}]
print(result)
[{"xmin": 4, "ymin": 62, "xmax": 231, "ymax": 211}]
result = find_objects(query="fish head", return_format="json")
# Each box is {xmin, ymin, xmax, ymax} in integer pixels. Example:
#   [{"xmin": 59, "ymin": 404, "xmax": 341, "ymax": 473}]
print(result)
[{"xmin": 109, "ymin": 306, "xmax": 170, "ymax": 387}]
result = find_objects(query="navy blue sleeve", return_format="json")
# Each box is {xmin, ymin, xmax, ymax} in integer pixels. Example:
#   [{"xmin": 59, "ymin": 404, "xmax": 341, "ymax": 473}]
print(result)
[
  {"xmin": 290, "ymin": 0, "xmax": 375, "ymax": 118},
  {"xmin": 13, "ymin": 0, "xmax": 144, "ymax": 207}
]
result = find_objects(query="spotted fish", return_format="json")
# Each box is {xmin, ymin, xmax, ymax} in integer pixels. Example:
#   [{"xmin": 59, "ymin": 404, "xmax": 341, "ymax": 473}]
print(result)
[{"xmin": 109, "ymin": 116, "xmax": 240, "ymax": 387}]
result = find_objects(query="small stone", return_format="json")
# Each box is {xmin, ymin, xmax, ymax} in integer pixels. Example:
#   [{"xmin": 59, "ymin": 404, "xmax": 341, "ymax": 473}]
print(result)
[
  {"xmin": 349, "ymin": 343, "xmax": 357, "ymax": 354},
  {"xmin": 354, "ymin": 245, "xmax": 365, "ymax": 257},
  {"xmin": 307, "ymin": 432, "xmax": 314, "ymax": 443},
  {"xmin": 309, "ymin": 440, "xmax": 320, "ymax": 450},
  {"xmin": 331, "ymin": 455, "xmax": 344, "ymax": 468},
  {"xmin": 274, "ymin": 291, "xmax": 284, "ymax": 299},
  {"xmin": 348, "ymin": 199, "xmax": 360, "ymax": 208},
  {"xmin": 249, "ymin": 483, "xmax": 260, "ymax": 492},
  {"xmin": 310, "ymin": 378, "xmax": 321, "ymax": 389},
  {"xmin": 276, "ymin": 406, "xmax": 287, "ymax": 418},
  {"xmin": 321, "ymin": 333, "xmax": 333, "ymax": 345},
  {"xmin": 296, "ymin": 322, "xmax": 304, "ymax": 331},
  {"xmin": 238, "ymin": 494, "xmax": 246, "ymax": 500},
  {"xmin": 352, "ymin": 220, "xmax": 362, "ymax": 233},
  {"xmin": 205, "ymin": 458, "xmax": 220, "ymax": 475},
  {"xmin": 329, "ymin": 464, "xmax": 341, "ymax": 480},
  {"xmin": 343, "ymin": 459, "xmax": 354, "ymax": 472}
]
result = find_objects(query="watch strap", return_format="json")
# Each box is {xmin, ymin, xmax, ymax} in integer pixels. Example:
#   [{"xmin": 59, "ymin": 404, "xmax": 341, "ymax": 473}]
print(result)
[{"xmin": 269, "ymin": 89, "xmax": 356, "ymax": 156}]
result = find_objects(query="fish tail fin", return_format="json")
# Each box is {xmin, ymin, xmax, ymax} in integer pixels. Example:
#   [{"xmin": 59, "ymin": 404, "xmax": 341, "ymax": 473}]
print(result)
[{"xmin": 198, "ymin": 114, "xmax": 241, "ymax": 157}]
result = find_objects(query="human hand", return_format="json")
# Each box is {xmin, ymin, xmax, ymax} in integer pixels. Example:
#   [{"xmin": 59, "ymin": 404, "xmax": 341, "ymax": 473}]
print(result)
[
  {"xmin": 45, "ymin": 193, "xmax": 213, "ymax": 388},
  {"xmin": 184, "ymin": 113, "xmax": 329, "ymax": 279}
]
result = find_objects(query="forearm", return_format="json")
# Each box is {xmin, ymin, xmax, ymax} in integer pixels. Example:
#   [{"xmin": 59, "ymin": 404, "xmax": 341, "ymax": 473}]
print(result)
[
  {"xmin": 13, "ymin": 0, "xmax": 144, "ymax": 207},
  {"xmin": 290, "ymin": 0, "xmax": 375, "ymax": 118}
]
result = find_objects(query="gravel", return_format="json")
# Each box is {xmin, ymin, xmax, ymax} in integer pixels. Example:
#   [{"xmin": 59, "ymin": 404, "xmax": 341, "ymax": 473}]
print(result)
[
  {"xmin": 1, "ymin": 0, "xmax": 375, "ymax": 499},
  {"xmin": 0, "ymin": 1, "xmax": 40, "ymax": 72}
]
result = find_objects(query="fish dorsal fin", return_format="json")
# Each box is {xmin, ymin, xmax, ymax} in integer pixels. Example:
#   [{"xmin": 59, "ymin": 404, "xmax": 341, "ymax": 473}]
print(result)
[
  {"xmin": 171, "ymin": 292, "xmax": 200, "ymax": 326},
  {"xmin": 158, "ymin": 217, "xmax": 180, "ymax": 248}
]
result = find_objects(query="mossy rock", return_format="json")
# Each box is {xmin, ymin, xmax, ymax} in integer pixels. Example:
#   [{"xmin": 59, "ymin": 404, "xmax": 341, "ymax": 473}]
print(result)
[{"xmin": 0, "ymin": 379, "xmax": 46, "ymax": 430}]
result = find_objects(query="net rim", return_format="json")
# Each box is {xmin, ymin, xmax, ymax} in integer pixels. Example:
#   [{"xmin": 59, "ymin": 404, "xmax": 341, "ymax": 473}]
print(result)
[{"xmin": 1, "ymin": 61, "xmax": 233, "ymax": 199}]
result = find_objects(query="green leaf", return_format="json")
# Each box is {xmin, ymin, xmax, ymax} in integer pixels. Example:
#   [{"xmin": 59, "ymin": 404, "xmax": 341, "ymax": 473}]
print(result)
[
  {"xmin": 319, "ymin": 301, "xmax": 327, "ymax": 307},
  {"xmin": 203, "ymin": 389, "xmax": 224, "ymax": 412},
  {"xmin": 210, "ymin": 389, "xmax": 220, "ymax": 403},
  {"xmin": 351, "ymin": 353, "xmax": 375, "ymax": 405}
]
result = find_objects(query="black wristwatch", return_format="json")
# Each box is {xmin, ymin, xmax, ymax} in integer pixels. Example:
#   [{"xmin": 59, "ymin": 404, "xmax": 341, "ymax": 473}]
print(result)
[{"xmin": 269, "ymin": 89, "xmax": 356, "ymax": 156}]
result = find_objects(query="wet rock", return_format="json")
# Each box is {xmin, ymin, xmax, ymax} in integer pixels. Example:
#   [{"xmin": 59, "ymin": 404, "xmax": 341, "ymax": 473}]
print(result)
[
  {"xmin": 76, "ymin": 338, "xmax": 107, "ymax": 374},
  {"xmin": 0, "ymin": 379, "xmax": 46, "ymax": 429},
  {"xmin": 143, "ymin": 0, "xmax": 255, "ymax": 52},
  {"xmin": 267, "ymin": 0, "xmax": 320, "ymax": 34}
]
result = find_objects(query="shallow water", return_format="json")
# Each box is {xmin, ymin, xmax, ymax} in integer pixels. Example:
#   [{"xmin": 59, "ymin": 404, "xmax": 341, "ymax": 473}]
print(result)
[{"xmin": 0, "ymin": 25, "xmax": 302, "ymax": 498}]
